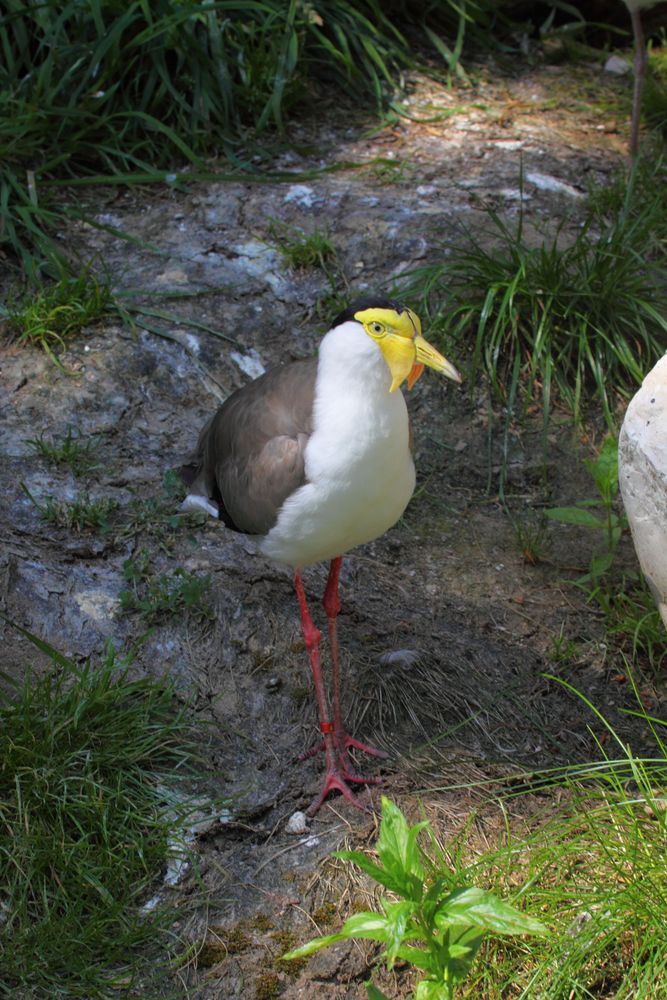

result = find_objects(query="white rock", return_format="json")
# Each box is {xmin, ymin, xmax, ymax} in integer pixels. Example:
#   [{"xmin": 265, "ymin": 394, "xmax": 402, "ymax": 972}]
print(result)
[
  {"xmin": 526, "ymin": 172, "xmax": 584, "ymax": 199},
  {"xmin": 74, "ymin": 590, "xmax": 119, "ymax": 622},
  {"xmin": 619, "ymin": 354, "xmax": 667, "ymax": 629},
  {"xmin": 230, "ymin": 348, "xmax": 266, "ymax": 379},
  {"xmin": 604, "ymin": 55, "xmax": 631, "ymax": 76},
  {"xmin": 284, "ymin": 185, "xmax": 317, "ymax": 208},
  {"xmin": 286, "ymin": 810, "xmax": 309, "ymax": 834},
  {"xmin": 500, "ymin": 188, "xmax": 531, "ymax": 202}
]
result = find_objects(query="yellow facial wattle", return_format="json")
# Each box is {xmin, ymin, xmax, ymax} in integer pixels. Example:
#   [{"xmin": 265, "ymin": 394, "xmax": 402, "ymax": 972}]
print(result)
[{"xmin": 354, "ymin": 306, "xmax": 461, "ymax": 391}]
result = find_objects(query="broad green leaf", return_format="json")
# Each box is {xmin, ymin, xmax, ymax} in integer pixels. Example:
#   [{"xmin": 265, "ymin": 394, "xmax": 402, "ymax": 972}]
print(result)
[
  {"xmin": 335, "ymin": 850, "xmax": 404, "ymax": 895},
  {"xmin": 395, "ymin": 943, "xmax": 437, "ymax": 973},
  {"xmin": 415, "ymin": 979, "xmax": 453, "ymax": 1000},
  {"xmin": 423, "ymin": 877, "xmax": 451, "ymax": 923},
  {"xmin": 447, "ymin": 943, "xmax": 474, "ymax": 959},
  {"xmin": 585, "ymin": 435, "xmax": 618, "ymax": 500},
  {"xmin": 377, "ymin": 796, "xmax": 410, "ymax": 869},
  {"xmin": 544, "ymin": 506, "xmax": 604, "ymax": 528},
  {"xmin": 283, "ymin": 911, "xmax": 390, "ymax": 960},
  {"xmin": 382, "ymin": 900, "xmax": 417, "ymax": 967},
  {"xmin": 589, "ymin": 552, "xmax": 614, "ymax": 577},
  {"xmin": 435, "ymin": 888, "xmax": 547, "ymax": 936},
  {"xmin": 375, "ymin": 797, "xmax": 428, "ymax": 898}
]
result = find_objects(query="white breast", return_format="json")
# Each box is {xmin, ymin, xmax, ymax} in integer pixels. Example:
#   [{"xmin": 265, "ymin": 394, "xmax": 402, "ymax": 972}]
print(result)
[{"xmin": 260, "ymin": 323, "xmax": 416, "ymax": 567}]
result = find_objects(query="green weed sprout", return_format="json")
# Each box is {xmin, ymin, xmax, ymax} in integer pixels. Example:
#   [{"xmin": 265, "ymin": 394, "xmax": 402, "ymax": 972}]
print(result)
[
  {"xmin": 282, "ymin": 797, "xmax": 546, "ymax": 999},
  {"xmin": 545, "ymin": 435, "xmax": 624, "ymax": 584}
]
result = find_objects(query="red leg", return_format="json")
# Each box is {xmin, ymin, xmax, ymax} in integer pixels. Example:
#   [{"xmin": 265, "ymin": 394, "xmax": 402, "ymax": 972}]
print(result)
[
  {"xmin": 323, "ymin": 558, "xmax": 388, "ymax": 778},
  {"xmin": 294, "ymin": 570, "xmax": 368, "ymax": 816}
]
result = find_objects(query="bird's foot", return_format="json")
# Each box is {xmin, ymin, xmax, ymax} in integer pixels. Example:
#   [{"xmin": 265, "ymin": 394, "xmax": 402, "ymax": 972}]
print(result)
[
  {"xmin": 306, "ymin": 766, "xmax": 373, "ymax": 817},
  {"xmin": 300, "ymin": 729, "xmax": 388, "ymax": 797},
  {"xmin": 299, "ymin": 729, "xmax": 388, "ymax": 766}
]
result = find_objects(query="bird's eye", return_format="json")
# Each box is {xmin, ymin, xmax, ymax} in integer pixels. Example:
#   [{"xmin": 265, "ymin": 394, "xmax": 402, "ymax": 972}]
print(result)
[{"xmin": 370, "ymin": 321, "xmax": 385, "ymax": 336}]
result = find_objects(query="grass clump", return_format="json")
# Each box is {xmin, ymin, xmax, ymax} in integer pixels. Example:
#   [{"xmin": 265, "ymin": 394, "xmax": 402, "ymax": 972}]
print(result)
[
  {"xmin": 119, "ymin": 550, "xmax": 213, "ymax": 623},
  {"xmin": 0, "ymin": 0, "xmax": 482, "ymax": 274},
  {"xmin": 4, "ymin": 269, "xmax": 112, "ymax": 364},
  {"xmin": 116, "ymin": 471, "xmax": 207, "ymax": 549},
  {"xmin": 23, "ymin": 485, "xmax": 119, "ymax": 534},
  {"xmin": 403, "ymin": 165, "xmax": 667, "ymax": 425},
  {"xmin": 457, "ymin": 689, "xmax": 667, "ymax": 998},
  {"xmin": 25, "ymin": 426, "xmax": 102, "ymax": 476},
  {"xmin": 0, "ymin": 631, "xmax": 197, "ymax": 997},
  {"xmin": 644, "ymin": 46, "xmax": 667, "ymax": 140},
  {"xmin": 269, "ymin": 220, "xmax": 337, "ymax": 271}
]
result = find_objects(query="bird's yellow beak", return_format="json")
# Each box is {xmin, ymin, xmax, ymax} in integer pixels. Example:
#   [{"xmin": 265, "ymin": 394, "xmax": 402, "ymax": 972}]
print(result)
[{"xmin": 355, "ymin": 306, "xmax": 462, "ymax": 393}]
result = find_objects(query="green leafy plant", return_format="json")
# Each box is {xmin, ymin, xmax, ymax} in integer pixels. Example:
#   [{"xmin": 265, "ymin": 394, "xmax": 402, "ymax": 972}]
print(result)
[
  {"xmin": 545, "ymin": 435, "xmax": 624, "ymax": 584},
  {"xmin": 119, "ymin": 552, "xmax": 213, "ymax": 623},
  {"xmin": 0, "ymin": 623, "xmax": 198, "ymax": 996},
  {"xmin": 283, "ymin": 797, "xmax": 546, "ymax": 998},
  {"xmin": 25, "ymin": 425, "xmax": 102, "ymax": 475}
]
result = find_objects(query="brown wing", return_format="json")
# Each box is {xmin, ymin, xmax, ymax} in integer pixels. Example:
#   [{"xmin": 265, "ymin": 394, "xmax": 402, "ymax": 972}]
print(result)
[{"xmin": 184, "ymin": 359, "xmax": 317, "ymax": 535}]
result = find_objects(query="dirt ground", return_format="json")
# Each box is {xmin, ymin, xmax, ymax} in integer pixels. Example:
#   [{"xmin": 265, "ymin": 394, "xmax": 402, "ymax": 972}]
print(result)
[{"xmin": 1, "ymin": 57, "xmax": 664, "ymax": 998}]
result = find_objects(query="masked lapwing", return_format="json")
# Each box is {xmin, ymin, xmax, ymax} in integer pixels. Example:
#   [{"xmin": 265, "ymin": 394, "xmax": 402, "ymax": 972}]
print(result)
[{"xmin": 182, "ymin": 296, "xmax": 461, "ymax": 814}]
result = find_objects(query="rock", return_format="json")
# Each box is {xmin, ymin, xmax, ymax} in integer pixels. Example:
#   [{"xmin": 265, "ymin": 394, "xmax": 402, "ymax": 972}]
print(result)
[
  {"xmin": 618, "ymin": 354, "xmax": 667, "ymax": 629},
  {"xmin": 525, "ymin": 172, "xmax": 583, "ymax": 199},
  {"xmin": 230, "ymin": 349, "xmax": 266, "ymax": 379},
  {"xmin": 285, "ymin": 810, "xmax": 309, "ymax": 835},
  {"xmin": 283, "ymin": 185, "xmax": 317, "ymax": 208},
  {"xmin": 604, "ymin": 55, "xmax": 631, "ymax": 76}
]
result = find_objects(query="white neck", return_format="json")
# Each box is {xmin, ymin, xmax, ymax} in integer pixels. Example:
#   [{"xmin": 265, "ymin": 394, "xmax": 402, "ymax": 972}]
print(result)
[{"xmin": 316, "ymin": 320, "xmax": 392, "ymax": 396}]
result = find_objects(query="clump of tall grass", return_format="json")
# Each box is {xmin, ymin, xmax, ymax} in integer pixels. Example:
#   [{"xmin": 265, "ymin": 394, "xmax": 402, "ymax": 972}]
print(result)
[
  {"xmin": 458, "ymin": 683, "xmax": 667, "ymax": 998},
  {"xmin": 0, "ymin": 0, "xmax": 480, "ymax": 275},
  {"xmin": 402, "ymin": 163, "xmax": 667, "ymax": 425},
  {"xmin": 0, "ymin": 629, "xmax": 198, "ymax": 997}
]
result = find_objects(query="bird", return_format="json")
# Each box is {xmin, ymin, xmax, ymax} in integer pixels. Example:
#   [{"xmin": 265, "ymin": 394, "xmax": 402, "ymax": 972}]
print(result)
[
  {"xmin": 618, "ymin": 353, "xmax": 667, "ymax": 630},
  {"xmin": 180, "ymin": 296, "xmax": 461, "ymax": 815},
  {"xmin": 622, "ymin": 0, "xmax": 660, "ymax": 157}
]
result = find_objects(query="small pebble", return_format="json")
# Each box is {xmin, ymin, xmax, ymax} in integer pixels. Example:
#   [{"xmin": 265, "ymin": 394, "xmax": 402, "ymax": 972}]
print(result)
[
  {"xmin": 286, "ymin": 810, "xmax": 309, "ymax": 835},
  {"xmin": 265, "ymin": 676, "xmax": 282, "ymax": 691},
  {"xmin": 604, "ymin": 55, "xmax": 631, "ymax": 76}
]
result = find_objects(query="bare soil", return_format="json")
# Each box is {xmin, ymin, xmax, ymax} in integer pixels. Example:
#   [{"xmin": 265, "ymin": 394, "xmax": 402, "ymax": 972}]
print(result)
[{"xmin": 1, "ymin": 58, "xmax": 664, "ymax": 998}]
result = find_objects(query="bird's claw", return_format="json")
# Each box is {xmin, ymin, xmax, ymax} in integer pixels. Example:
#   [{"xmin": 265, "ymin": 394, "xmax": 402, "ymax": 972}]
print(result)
[
  {"xmin": 342, "ymin": 734, "xmax": 389, "ymax": 760},
  {"xmin": 299, "ymin": 729, "xmax": 388, "ymax": 764},
  {"xmin": 306, "ymin": 767, "xmax": 374, "ymax": 817}
]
